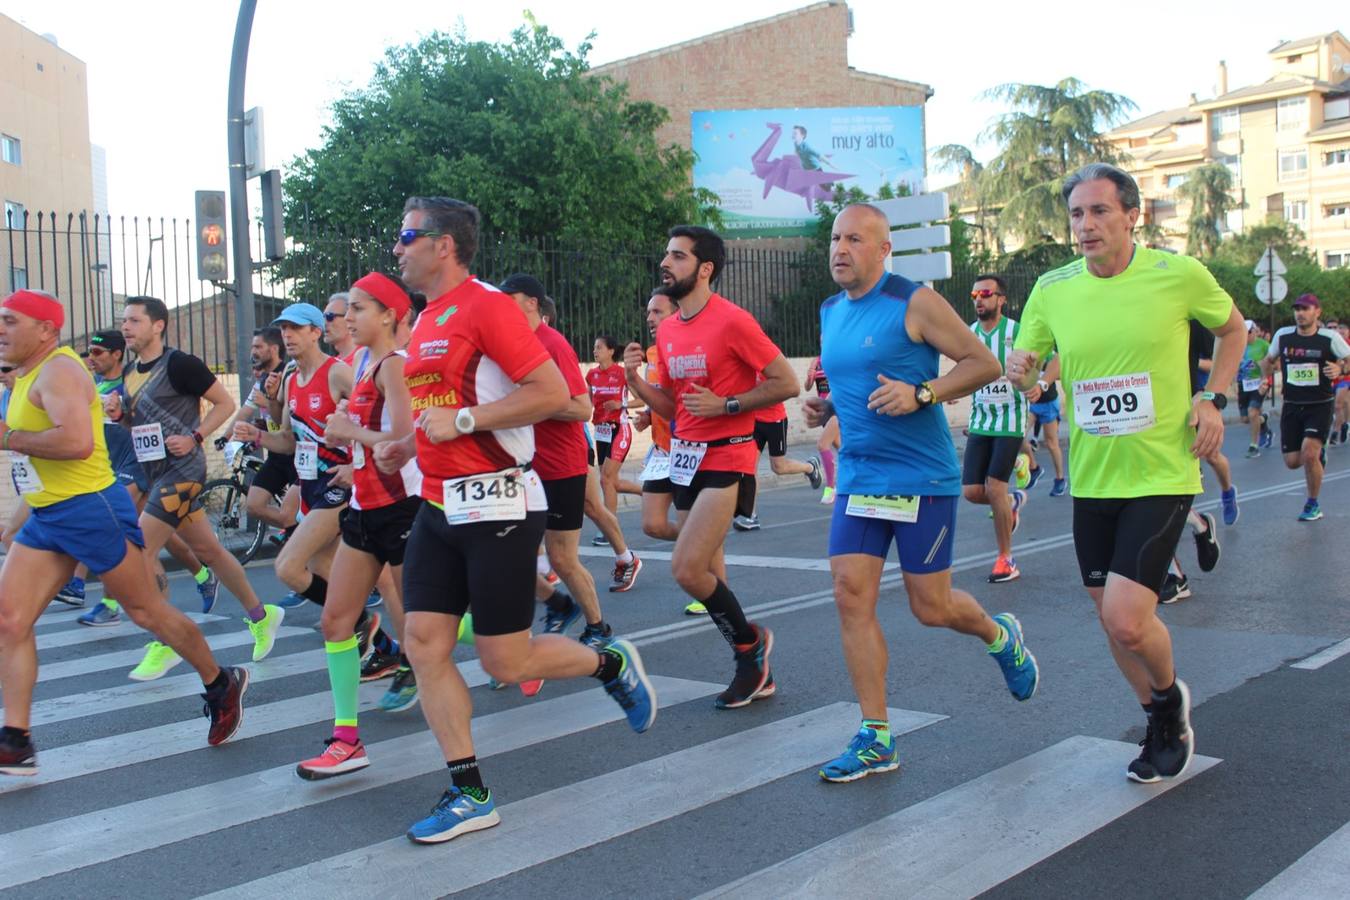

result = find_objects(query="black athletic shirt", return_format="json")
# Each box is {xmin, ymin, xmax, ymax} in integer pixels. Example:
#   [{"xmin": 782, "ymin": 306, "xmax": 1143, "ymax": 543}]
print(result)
[
  {"xmin": 135, "ymin": 349, "xmax": 217, "ymax": 399},
  {"xmin": 1266, "ymin": 326, "xmax": 1350, "ymax": 404}
]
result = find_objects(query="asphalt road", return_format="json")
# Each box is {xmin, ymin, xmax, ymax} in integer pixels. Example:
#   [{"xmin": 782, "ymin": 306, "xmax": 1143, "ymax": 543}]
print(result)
[{"xmin": 1, "ymin": 425, "xmax": 1347, "ymax": 899}]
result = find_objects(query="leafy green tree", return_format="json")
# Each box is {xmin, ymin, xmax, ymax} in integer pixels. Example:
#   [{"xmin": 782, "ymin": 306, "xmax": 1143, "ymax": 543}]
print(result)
[
  {"xmin": 280, "ymin": 19, "xmax": 718, "ymax": 300},
  {"xmin": 932, "ymin": 143, "xmax": 1000, "ymax": 257},
  {"xmin": 1213, "ymin": 217, "xmax": 1317, "ymax": 268},
  {"xmin": 1175, "ymin": 163, "xmax": 1234, "ymax": 258},
  {"xmin": 978, "ymin": 79, "xmax": 1136, "ymax": 245}
]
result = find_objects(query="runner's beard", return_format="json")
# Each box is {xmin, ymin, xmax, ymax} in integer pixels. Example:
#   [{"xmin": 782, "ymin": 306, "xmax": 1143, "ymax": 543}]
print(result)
[{"xmin": 657, "ymin": 271, "xmax": 698, "ymax": 302}]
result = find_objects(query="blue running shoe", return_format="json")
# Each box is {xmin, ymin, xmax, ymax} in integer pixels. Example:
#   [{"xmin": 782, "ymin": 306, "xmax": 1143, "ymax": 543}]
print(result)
[
  {"xmin": 989, "ymin": 613, "xmax": 1039, "ymax": 701},
  {"xmin": 78, "ymin": 600, "xmax": 121, "ymax": 627},
  {"xmin": 379, "ymin": 666, "xmax": 419, "ymax": 712},
  {"xmin": 406, "ymin": 787, "xmax": 500, "ymax": 844},
  {"xmin": 541, "ymin": 596, "xmax": 582, "ymax": 636},
  {"xmin": 197, "ymin": 572, "xmax": 220, "ymax": 614},
  {"xmin": 53, "ymin": 577, "xmax": 85, "ymax": 608},
  {"xmin": 277, "ymin": 591, "xmax": 307, "ymax": 610},
  {"xmin": 579, "ymin": 622, "xmax": 613, "ymax": 650},
  {"xmin": 365, "ymin": 589, "xmax": 383, "ymax": 609},
  {"xmin": 1025, "ymin": 464, "xmax": 1044, "ymax": 492},
  {"xmin": 601, "ymin": 638, "xmax": 657, "ymax": 733},
  {"xmin": 1049, "ymin": 478, "xmax": 1067, "ymax": 497},
  {"xmin": 818, "ymin": 726, "xmax": 899, "ymax": 783},
  {"xmin": 1220, "ymin": 487, "xmax": 1239, "ymax": 526},
  {"xmin": 1298, "ymin": 499, "xmax": 1323, "ymax": 522}
]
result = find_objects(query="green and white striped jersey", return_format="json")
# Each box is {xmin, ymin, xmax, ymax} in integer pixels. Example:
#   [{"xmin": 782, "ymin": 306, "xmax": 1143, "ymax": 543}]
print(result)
[{"xmin": 968, "ymin": 316, "xmax": 1026, "ymax": 437}]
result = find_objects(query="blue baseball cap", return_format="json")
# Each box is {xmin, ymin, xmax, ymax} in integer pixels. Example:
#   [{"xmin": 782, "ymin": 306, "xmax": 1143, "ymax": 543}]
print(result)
[{"xmin": 272, "ymin": 303, "xmax": 325, "ymax": 329}]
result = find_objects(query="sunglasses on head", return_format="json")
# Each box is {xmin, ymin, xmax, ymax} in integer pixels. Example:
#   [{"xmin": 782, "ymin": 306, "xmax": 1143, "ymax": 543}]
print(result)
[
  {"xmin": 396, "ymin": 228, "xmax": 443, "ymax": 246},
  {"xmin": 970, "ymin": 289, "xmax": 1004, "ymax": 299}
]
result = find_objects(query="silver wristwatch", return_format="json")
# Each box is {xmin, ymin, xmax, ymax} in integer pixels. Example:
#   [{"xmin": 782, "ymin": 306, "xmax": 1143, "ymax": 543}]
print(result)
[{"xmin": 455, "ymin": 407, "xmax": 476, "ymax": 435}]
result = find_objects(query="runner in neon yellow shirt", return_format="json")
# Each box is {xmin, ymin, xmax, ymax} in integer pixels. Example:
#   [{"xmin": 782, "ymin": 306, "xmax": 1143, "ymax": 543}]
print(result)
[{"xmin": 1006, "ymin": 164, "xmax": 1244, "ymax": 786}]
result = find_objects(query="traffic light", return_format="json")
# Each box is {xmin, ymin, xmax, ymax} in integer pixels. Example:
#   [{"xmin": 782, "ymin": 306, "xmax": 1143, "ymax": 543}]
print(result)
[{"xmin": 194, "ymin": 190, "xmax": 228, "ymax": 281}]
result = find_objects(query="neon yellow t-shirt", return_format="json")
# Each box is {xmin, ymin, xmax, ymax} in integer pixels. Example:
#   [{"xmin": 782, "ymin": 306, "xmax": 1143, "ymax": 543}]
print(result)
[{"xmin": 1014, "ymin": 246, "xmax": 1233, "ymax": 499}]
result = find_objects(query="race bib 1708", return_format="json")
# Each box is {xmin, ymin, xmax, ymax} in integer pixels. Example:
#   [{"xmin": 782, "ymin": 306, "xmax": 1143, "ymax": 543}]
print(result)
[
  {"xmin": 131, "ymin": 423, "xmax": 167, "ymax": 462},
  {"xmin": 1072, "ymin": 372, "xmax": 1156, "ymax": 436}
]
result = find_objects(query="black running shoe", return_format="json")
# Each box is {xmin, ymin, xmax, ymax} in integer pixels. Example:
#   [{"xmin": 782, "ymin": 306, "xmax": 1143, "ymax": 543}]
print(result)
[
  {"xmin": 1126, "ymin": 723, "xmax": 1160, "ymax": 783},
  {"xmin": 0, "ymin": 733, "xmax": 37, "ymax": 776},
  {"xmin": 1158, "ymin": 573, "xmax": 1192, "ymax": 605},
  {"xmin": 203, "ymin": 666, "xmax": 249, "ymax": 747},
  {"xmin": 715, "ymin": 625, "xmax": 774, "ymax": 709},
  {"xmin": 360, "ymin": 648, "xmax": 401, "ymax": 682},
  {"xmin": 1192, "ymin": 512, "xmax": 1219, "ymax": 572},
  {"xmin": 1130, "ymin": 680, "xmax": 1194, "ymax": 782}
]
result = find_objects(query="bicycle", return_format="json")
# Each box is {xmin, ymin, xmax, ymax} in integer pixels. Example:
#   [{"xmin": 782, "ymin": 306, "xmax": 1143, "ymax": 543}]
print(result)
[{"xmin": 199, "ymin": 439, "xmax": 269, "ymax": 564}]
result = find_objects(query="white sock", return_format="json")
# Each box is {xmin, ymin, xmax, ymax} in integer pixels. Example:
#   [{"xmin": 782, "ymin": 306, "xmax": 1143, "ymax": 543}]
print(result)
[{"xmin": 616, "ymin": 549, "xmax": 634, "ymax": 565}]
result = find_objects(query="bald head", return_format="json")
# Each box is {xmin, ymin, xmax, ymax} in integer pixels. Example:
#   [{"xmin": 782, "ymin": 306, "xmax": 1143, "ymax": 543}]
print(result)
[{"xmin": 830, "ymin": 204, "xmax": 893, "ymax": 298}]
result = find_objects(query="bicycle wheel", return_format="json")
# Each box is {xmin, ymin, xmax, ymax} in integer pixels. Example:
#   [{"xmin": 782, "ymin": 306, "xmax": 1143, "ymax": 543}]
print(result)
[{"xmin": 199, "ymin": 478, "xmax": 267, "ymax": 564}]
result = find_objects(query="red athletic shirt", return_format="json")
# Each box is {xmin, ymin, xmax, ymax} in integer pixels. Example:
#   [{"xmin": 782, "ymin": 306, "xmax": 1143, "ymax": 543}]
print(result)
[
  {"xmin": 287, "ymin": 356, "xmax": 350, "ymax": 471},
  {"xmin": 349, "ymin": 351, "xmax": 421, "ymax": 510},
  {"xmin": 404, "ymin": 277, "xmax": 550, "ymax": 502},
  {"xmin": 656, "ymin": 293, "xmax": 783, "ymax": 474},
  {"xmin": 532, "ymin": 323, "xmax": 589, "ymax": 480},
  {"xmin": 586, "ymin": 364, "xmax": 627, "ymax": 425}
]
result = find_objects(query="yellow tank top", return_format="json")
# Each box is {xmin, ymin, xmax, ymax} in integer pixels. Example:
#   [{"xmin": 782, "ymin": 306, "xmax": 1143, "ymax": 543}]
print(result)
[{"xmin": 6, "ymin": 346, "xmax": 114, "ymax": 507}]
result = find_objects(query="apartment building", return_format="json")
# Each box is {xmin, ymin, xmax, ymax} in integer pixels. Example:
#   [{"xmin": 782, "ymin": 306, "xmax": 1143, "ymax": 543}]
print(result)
[{"xmin": 1109, "ymin": 31, "xmax": 1350, "ymax": 267}]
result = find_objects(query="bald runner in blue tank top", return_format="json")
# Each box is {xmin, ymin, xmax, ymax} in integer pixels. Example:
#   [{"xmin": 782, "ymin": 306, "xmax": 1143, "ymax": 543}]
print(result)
[{"xmin": 820, "ymin": 272, "xmax": 960, "ymax": 574}]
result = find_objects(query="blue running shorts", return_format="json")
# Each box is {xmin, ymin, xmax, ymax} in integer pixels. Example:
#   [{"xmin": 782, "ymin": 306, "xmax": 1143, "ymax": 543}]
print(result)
[
  {"xmin": 15, "ymin": 482, "xmax": 145, "ymax": 574},
  {"xmin": 828, "ymin": 494, "xmax": 957, "ymax": 574}
]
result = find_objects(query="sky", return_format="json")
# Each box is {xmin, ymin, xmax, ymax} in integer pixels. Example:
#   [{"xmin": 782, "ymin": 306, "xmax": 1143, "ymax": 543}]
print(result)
[{"xmin": 5, "ymin": 0, "xmax": 1344, "ymax": 218}]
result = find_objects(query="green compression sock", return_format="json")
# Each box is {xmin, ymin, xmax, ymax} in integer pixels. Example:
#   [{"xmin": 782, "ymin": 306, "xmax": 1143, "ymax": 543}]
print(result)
[{"xmin": 325, "ymin": 636, "xmax": 361, "ymax": 736}]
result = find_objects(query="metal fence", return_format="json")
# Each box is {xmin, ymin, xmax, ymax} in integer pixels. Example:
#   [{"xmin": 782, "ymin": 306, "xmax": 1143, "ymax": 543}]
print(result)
[{"xmin": 3, "ymin": 210, "xmax": 1046, "ymax": 368}]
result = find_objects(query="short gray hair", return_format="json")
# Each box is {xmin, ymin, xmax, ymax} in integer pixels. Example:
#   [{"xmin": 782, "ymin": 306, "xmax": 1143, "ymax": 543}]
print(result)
[
  {"xmin": 326, "ymin": 291, "xmax": 350, "ymax": 308},
  {"xmin": 403, "ymin": 197, "xmax": 481, "ymax": 267},
  {"xmin": 1061, "ymin": 163, "xmax": 1140, "ymax": 211}
]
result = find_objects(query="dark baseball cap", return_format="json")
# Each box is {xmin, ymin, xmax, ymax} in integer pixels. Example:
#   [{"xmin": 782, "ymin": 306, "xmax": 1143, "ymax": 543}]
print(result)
[
  {"xmin": 89, "ymin": 330, "xmax": 126, "ymax": 353},
  {"xmin": 497, "ymin": 273, "xmax": 547, "ymax": 303},
  {"xmin": 1292, "ymin": 293, "xmax": 1320, "ymax": 309}
]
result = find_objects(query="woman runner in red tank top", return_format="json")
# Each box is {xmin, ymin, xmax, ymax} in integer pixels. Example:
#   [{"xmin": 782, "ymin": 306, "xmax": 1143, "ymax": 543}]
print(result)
[
  {"xmin": 296, "ymin": 272, "xmax": 423, "ymax": 779},
  {"xmin": 587, "ymin": 334, "xmax": 640, "ymax": 524}
]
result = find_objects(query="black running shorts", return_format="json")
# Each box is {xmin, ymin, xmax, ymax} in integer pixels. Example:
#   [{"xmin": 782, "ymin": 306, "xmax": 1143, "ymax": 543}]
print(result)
[
  {"xmin": 401, "ymin": 503, "xmax": 546, "ymax": 636},
  {"xmin": 962, "ymin": 433, "xmax": 1022, "ymax": 485},
  {"xmin": 1279, "ymin": 402, "xmax": 1333, "ymax": 454},
  {"xmin": 753, "ymin": 418, "xmax": 789, "ymax": 457},
  {"xmin": 672, "ymin": 470, "xmax": 755, "ymax": 519},
  {"xmin": 252, "ymin": 452, "xmax": 297, "ymax": 497},
  {"xmin": 542, "ymin": 474, "xmax": 586, "ymax": 532},
  {"xmin": 1072, "ymin": 495, "xmax": 1193, "ymax": 593},
  {"xmin": 339, "ymin": 496, "xmax": 422, "ymax": 566}
]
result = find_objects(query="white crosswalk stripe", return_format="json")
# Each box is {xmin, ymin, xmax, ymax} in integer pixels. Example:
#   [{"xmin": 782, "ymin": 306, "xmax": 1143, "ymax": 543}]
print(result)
[
  {"xmin": 34, "ymin": 612, "xmax": 226, "ymax": 649},
  {"xmin": 2, "ymin": 584, "xmax": 1343, "ymax": 898}
]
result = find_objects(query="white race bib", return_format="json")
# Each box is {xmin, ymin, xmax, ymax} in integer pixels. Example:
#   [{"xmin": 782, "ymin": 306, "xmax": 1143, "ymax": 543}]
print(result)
[
  {"xmin": 1287, "ymin": 363, "xmax": 1319, "ymax": 387},
  {"xmin": 131, "ymin": 423, "xmax": 167, "ymax": 462},
  {"xmin": 349, "ymin": 414, "xmax": 365, "ymax": 469},
  {"xmin": 1072, "ymin": 372, "xmax": 1155, "ymax": 436},
  {"xmin": 594, "ymin": 423, "xmax": 615, "ymax": 442},
  {"xmin": 295, "ymin": 441, "xmax": 319, "ymax": 480},
  {"xmin": 668, "ymin": 438, "xmax": 708, "ymax": 486},
  {"xmin": 639, "ymin": 448, "xmax": 671, "ymax": 482},
  {"xmin": 442, "ymin": 467, "xmax": 545, "ymax": 525},
  {"xmin": 1241, "ymin": 377, "xmax": 1263, "ymax": 392},
  {"xmin": 974, "ymin": 377, "xmax": 1015, "ymax": 403},
  {"xmin": 10, "ymin": 453, "xmax": 45, "ymax": 495},
  {"xmin": 845, "ymin": 494, "xmax": 919, "ymax": 523}
]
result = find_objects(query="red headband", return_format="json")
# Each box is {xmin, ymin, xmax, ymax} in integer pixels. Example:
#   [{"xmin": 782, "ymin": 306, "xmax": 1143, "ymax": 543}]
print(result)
[
  {"xmin": 352, "ymin": 273, "xmax": 411, "ymax": 319},
  {"xmin": 2, "ymin": 290, "xmax": 65, "ymax": 330}
]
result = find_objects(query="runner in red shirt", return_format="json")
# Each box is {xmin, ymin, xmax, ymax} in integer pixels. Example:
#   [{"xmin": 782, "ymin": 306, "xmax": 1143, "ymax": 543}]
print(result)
[
  {"xmin": 295, "ymin": 272, "xmax": 422, "ymax": 779},
  {"xmin": 732, "ymin": 376, "xmax": 823, "ymax": 531},
  {"xmin": 586, "ymin": 336, "xmax": 642, "ymax": 537},
  {"xmin": 500, "ymin": 272, "xmax": 624, "ymax": 649},
  {"xmin": 376, "ymin": 197, "xmax": 654, "ymax": 844},
  {"xmin": 624, "ymin": 225, "xmax": 799, "ymax": 709}
]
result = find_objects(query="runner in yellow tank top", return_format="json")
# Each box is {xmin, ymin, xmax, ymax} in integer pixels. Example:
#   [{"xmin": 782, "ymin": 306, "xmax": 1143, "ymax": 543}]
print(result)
[{"xmin": 0, "ymin": 290, "xmax": 249, "ymax": 777}]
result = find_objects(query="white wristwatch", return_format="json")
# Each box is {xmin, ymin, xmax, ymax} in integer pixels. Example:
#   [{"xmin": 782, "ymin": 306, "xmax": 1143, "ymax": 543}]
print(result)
[{"xmin": 455, "ymin": 407, "xmax": 476, "ymax": 435}]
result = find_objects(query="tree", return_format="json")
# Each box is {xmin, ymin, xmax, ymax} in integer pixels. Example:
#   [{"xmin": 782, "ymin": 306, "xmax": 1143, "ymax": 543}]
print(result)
[
  {"xmin": 280, "ymin": 18, "xmax": 718, "ymax": 298},
  {"xmin": 1175, "ymin": 163, "xmax": 1234, "ymax": 258},
  {"xmin": 1213, "ymin": 217, "xmax": 1317, "ymax": 268},
  {"xmin": 978, "ymin": 79, "xmax": 1136, "ymax": 245},
  {"xmin": 932, "ymin": 143, "xmax": 998, "ymax": 256}
]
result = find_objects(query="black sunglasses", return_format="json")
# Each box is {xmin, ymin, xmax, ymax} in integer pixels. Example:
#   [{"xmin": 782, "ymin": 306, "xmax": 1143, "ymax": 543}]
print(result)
[
  {"xmin": 322, "ymin": 312, "xmax": 344, "ymax": 322},
  {"xmin": 0, "ymin": 366, "xmax": 14, "ymax": 374},
  {"xmin": 396, "ymin": 228, "xmax": 443, "ymax": 246}
]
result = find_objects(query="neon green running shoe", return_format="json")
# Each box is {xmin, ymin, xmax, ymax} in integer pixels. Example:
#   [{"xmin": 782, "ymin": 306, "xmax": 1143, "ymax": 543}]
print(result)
[
  {"xmin": 129, "ymin": 641, "xmax": 182, "ymax": 681},
  {"xmin": 248, "ymin": 604, "xmax": 286, "ymax": 661},
  {"xmin": 457, "ymin": 612, "xmax": 475, "ymax": 646},
  {"xmin": 1013, "ymin": 453, "xmax": 1031, "ymax": 489}
]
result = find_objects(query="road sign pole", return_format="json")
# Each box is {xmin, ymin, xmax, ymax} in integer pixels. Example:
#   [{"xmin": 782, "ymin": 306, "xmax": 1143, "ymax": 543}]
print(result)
[{"xmin": 227, "ymin": 0, "xmax": 258, "ymax": 402}]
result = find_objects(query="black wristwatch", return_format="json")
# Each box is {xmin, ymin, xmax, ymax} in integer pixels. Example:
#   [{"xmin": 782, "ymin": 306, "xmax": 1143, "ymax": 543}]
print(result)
[
  {"xmin": 914, "ymin": 382, "xmax": 936, "ymax": 409},
  {"xmin": 724, "ymin": 396, "xmax": 742, "ymax": 415},
  {"xmin": 1197, "ymin": 391, "xmax": 1227, "ymax": 410}
]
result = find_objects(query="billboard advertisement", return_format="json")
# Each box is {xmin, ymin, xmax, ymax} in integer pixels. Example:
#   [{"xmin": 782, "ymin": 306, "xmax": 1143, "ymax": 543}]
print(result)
[{"xmin": 691, "ymin": 106, "xmax": 925, "ymax": 238}]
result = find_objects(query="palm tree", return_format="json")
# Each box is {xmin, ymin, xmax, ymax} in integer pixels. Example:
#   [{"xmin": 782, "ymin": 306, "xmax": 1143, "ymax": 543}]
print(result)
[
  {"xmin": 1175, "ymin": 163, "xmax": 1235, "ymax": 258},
  {"xmin": 979, "ymin": 78, "xmax": 1136, "ymax": 245}
]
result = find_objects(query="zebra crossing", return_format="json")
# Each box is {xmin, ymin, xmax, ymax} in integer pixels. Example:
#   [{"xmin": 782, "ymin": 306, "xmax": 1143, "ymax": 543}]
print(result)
[{"xmin": 2, "ymin": 572, "xmax": 1348, "ymax": 898}]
